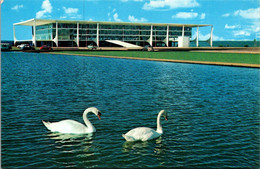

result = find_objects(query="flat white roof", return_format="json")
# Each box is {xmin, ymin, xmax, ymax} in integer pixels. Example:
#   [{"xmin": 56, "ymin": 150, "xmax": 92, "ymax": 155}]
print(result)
[{"xmin": 14, "ymin": 18, "xmax": 212, "ymax": 27}]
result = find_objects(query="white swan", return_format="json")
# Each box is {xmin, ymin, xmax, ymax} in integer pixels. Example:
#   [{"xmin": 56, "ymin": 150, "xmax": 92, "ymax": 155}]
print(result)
[
  {"xmin": 42, "ymin": 107, "xmax": 101, "ymax": 134},
  {"xmin": 122, "ymin": 110, "xmax": 168, "ymax": 141}
]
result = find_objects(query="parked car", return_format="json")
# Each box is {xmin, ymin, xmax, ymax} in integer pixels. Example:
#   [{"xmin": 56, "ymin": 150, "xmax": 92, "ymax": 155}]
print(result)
[
  {"xmin": 21, "ymin": 44, "xmax": 34, "ymax": 50},
  {"xmin": 87, "ymin": 44, "xmax": 97, "ymax": 50},
  {"xmin": 1, "ymin": 43, "xmax": 12, "ymax": 51},
  {"xmin": 17, "ymin": 44, "xmax": 27, "ymax": 49},
  {"xmin": 142, "ymin": 45, "xmax": 154, "ymax": 52},
  {"xmin": 39, "ymin": 45, "xmax": 52, "ymax": 51}
]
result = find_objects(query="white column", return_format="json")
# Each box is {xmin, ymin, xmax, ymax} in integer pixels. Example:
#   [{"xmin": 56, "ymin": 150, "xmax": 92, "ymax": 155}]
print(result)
[
  {"xmin": 182, "ymin": 25, "xmax": 185, "ymax": 38},
  {"xmin": 196, "ymin": 26, "xmax": 199, "ymax": 47},
  {"xmin": 33, "ymin": 19, "xmax": 37, "ymax": 47},
  {"xmin": 166, "ymin": 25, "xmax": 169, "ymax": 47},
  {"xmin": 13, "ymin": 25, "xmax": 17, "ymax": 45},
  {"xmin": 96, "ymin": 23, "xmax": 99, "ymax": 47},
  {"xmin": 150, "ymin": 25, "xmax": 153, "ymax": 46},
  {"xmin": 210, "ymin": 25, "xmax": 213, "ymax": 47},
  {"xmin": 77, "ymin": 22, "xmax": 79, "ymax": 47},
  {"xmin": 56, "ymin": 22, "xmax": 58, "ymax": 47}
]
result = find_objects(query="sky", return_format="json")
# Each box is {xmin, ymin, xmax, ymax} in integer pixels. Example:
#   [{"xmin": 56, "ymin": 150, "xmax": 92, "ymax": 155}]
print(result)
[{"xmin": 1, "ymin": 0, "xmax": 260, "ymax": 41}]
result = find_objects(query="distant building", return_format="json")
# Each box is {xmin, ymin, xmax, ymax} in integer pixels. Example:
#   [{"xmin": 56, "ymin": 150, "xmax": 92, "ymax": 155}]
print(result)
[{"xmin": 13, "ymin": 19, "xmax": 213, "ymax": 48}]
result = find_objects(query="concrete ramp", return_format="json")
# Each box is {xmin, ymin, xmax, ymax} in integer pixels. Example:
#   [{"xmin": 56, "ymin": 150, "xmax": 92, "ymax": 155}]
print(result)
[{"xmin": 105, "ymin": 40, "xmax": 141, "ymax": 48}]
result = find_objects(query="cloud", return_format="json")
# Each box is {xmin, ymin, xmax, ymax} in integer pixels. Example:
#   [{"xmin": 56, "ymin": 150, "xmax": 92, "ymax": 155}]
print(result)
[
  {"xmin": 172, "ymin": 12, "xmax": 198, "ymax": 19},
  {"xmin": 200, "ymin": 13, "xmax": 205, "ymax": 19},
  {"xmin": 63, "ymin": 7, "xmax": 78, "ymax": 14},
  {"xmin": 233, "ymin": 30, "xmax": 251, "ymax": 36},
  {"xmin": 108, "ymin": 8, "xmax": 118, "ymax": 21},
  {"xmin": 11, "ymin": 4, "xmax": 23, "ymax": 11},
  {"xmin": 36, "ymin": 0, "xmax": 52, "ymax": 18},
  {"xmin": 113, "ymin": 13, "xmax": 122, "ymax": 22},
  {"xmin": 231, "ymin": 21, "xmax": 260, "ymax": 37},
  {"xmin": 224, "ymin": 22, "xmax": 259, "ymax": 38},
  {"xmin": 61, "ymin": 7, "xmax": 81, "ymax": 19},
  {"xmin": 234, "ymin": 7, "xmax": 260, "ymax": 19},
  {"xmin": 122, "ymin": 0, "xmax": 143, "ymax": 2},
  {"xmin": 225, "ymin": 24, "xmax": 240, "ymax": 29},
  {"xmin": 128, "ymin": 15, "xmax": 147, "ymax": 22},
  {"xmin": 223, "ymin": 7, "xmax": 260, "ymax": 19},
  {"xmin": 221, "ymin": 7, "xmax": 259, "ymax": 39},
  {"xmin": 249, "ymin": 21, "xmax": 260, "ymax": 33},
  {"xmin": 143, "ymin": 0, "xmax": 199, "ymax": 10},
  {"xmin": 222, "ymin": 13, "xmax": 230, "ymax": 17},
  {"xmin": 172, "ymin": 11, "xmax": 205, "ymax": 19},
  {"xmin": 223, "ymin": 7, "xmax": 260, "ymax": 38}
]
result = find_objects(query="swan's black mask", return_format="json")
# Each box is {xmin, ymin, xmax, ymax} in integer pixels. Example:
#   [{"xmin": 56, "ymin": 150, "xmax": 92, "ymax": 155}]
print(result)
[
  {"xmin": 98, "ymin": 112, "xmax": 101, "ymax": 120},
  {"xmin": 165, "ymin": 116, "xmax": 168, "ymax": 121}
]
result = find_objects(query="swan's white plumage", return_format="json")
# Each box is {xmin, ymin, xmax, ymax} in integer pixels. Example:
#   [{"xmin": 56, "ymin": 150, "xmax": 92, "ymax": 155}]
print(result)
[
  {"xmin": 122, "ymin": 110, "xmax": 168, "ymax": 142},
  {"xmin": 122, "ymin": 127, "xmax": 161, "ymax": 141},
  {"xmin": 42, "ymin": 120, "xmax": 91, "ymax": 134},
  {"xmin": 42, "ymin": 107, "xmax": 101, "ymax": 134}
]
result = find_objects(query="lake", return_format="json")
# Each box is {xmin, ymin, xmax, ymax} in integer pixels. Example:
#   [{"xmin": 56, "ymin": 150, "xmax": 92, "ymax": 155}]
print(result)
[{"xmin": 1, "ymin": 52, "xmax": 259, "ymax": 168}]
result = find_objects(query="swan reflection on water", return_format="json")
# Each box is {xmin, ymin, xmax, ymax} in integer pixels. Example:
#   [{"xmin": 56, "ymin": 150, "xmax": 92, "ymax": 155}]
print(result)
[
  {"xmin": 122, "ymin": 137, "xmax": 163, "ymax": 154},
  {"xmin": 45, "ymin": 132, "xmax": 95, "ymax": 152},
  {"xmin": 153, "ymin": 137, "xmax": 166, "ymax": 155},
  {"xmin": 46, "ymin": 132, "xmax": 94, "ymax": 143},
  {"xmin": 44, "ymin": 132, "xmax": 99, "ymax": 160}
]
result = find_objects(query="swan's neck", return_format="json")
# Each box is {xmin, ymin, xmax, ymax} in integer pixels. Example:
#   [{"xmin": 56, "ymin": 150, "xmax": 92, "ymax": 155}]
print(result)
[
  {"xmin": 156, "ymin": 110, "xmax": 164, "ymax": 134},
  {"xmin": 83, "ymin": 109, "xmax": 96, "ymax": 133}
]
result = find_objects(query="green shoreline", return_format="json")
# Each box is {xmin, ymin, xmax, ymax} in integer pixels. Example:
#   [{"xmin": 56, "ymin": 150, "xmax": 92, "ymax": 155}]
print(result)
[{"xmin": 50, "ymin": 51, "xmax": 260, "ymax": 68}]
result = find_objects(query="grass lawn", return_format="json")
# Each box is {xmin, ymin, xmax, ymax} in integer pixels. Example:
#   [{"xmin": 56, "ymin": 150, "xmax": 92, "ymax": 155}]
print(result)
[{"xmin": 52, "ymin": 51, "xmax": 260, "ymax": 65}]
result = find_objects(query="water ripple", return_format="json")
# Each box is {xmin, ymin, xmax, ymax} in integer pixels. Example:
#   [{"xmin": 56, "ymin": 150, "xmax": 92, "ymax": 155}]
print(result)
[{"xmin": 1, "ymin": 52, "xmax": 259, "ymax": 168}]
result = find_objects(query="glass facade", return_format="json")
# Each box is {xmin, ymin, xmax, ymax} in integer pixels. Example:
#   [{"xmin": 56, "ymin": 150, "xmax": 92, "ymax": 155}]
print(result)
[
  {"xmin": 35, "ymin": 24, "xmax": 53, "ymax": 40},
  {"xmin": 34, "ymin": 21, "xmax": 193, "ymax": 47}
]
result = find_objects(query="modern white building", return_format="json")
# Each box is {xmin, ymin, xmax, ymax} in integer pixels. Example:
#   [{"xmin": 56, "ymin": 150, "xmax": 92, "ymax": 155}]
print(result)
[{"xmin": 13, "ymin": 18, "xmax": 213, "ymax": 48}]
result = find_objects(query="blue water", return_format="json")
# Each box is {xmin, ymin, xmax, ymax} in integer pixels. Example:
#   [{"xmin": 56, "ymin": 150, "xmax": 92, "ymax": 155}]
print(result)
[{"xmin": 1, "ymin": 52, "xmax": 260, "ymax": 168}]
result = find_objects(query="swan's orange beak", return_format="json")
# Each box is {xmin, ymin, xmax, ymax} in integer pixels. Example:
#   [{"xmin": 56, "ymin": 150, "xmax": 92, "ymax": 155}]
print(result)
[
  {"xmin": 98, "ymin": 112, "xmax": 101, "ymax": 120},
  {"xmin": 165, "ymin": 116, "xmax": 168, "ymax": 121}
]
